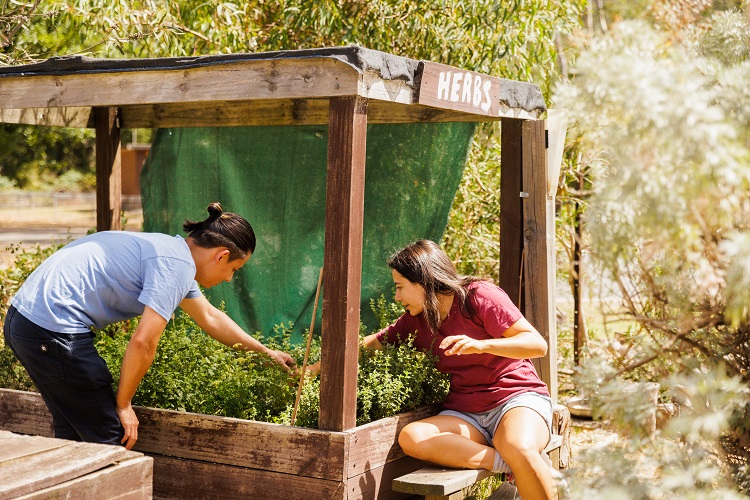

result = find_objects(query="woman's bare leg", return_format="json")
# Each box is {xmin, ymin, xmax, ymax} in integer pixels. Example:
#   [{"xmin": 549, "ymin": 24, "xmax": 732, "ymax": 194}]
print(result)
[
  {"xmin": 493, "ymin": 407, "xmax": 557, "ymax": 500},
  {"xmin": 398, "ymin": 415, "xmax": 496, "ymax": 470}
]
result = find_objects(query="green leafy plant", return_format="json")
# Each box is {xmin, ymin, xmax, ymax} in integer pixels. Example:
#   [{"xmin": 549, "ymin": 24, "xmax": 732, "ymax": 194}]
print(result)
[
  {"xmin": 0, "ymin": 243, "xmax": 65, "ymax": 392},
  {"xmin": 95, "ymin": 305, "xmax": 448, "ymax": 428},
  {"xmin": 1, "ymin": 246, "xmax": 448, "ymax": 428}
]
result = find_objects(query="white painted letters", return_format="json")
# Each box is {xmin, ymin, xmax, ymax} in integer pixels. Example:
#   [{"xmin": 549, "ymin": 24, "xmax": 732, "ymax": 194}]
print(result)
[
  {"xmin": 461, "ymin": 73, "xmax": 473, "ymax": 104},
  {"xmin": 450, "ymin": 72, "xmax": 462, "ymax": 102},
  {"xmin": 437, "ymin": 71, "xmax": 451, "ymax": 101},
  {"xmin": 428, "ymin": 67, "xmax": 496, "ymax": 114},
  {"xmin": 481, "ymin": 79, "xmax": 492, "ymax": 112},
  {"xmin": 473, "ymin": 76, "xmax": 482, "ymax": 107}
]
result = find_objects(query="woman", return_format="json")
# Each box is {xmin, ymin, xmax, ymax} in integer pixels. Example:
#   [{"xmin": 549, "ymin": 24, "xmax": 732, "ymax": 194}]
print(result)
[
  {"xmin": 366, "ymin": 240, "xmax": 556, "ymax": 499},
  {"xmin": 4, "ymin": 202, "xmax": 295, "ymax": 450}
]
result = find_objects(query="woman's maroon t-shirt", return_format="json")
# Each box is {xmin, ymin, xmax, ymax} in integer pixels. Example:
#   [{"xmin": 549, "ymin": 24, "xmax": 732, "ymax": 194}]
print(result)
[{"xmin": 375, "ymin": 281, "xmax": 549, "ymax": 413}]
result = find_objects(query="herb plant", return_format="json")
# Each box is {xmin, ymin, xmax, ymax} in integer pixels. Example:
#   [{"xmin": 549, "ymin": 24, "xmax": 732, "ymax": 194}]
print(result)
[{"xmin": 1, "ymin": 242, "xmax": 448, "ymax": 427}]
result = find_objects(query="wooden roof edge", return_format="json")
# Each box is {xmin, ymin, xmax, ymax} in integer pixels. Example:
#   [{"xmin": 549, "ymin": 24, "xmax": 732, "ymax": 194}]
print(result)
[
  {"xmin": 0, "ymin": 46, "xmax": 546, "ymax": 119},
  {"xmin": 0, "ymin": 45, "xmax": 420, "ymax": 86}
]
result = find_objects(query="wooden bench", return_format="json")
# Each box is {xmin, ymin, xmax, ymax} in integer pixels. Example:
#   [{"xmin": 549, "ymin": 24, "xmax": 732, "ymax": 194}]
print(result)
[
  {"xmin": 392, "ymin": 434, "xmax": 563, "ymax": 500},
  {"xmin": 0, "ymin": 430, "xmax": 153, "ymax": 499}
]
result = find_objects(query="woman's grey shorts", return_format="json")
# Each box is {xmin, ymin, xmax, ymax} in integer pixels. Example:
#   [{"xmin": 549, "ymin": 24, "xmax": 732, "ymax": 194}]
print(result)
[{"xmin": 439, "ymin": 392, "xmax": 553, "ymax": 446}]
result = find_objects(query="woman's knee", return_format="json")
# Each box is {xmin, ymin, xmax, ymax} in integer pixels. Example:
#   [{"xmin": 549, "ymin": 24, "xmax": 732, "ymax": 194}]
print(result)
[
  {"xmin": 398, "ymin": 421, "xmax": 434, "ymax": 455},
  {"xmin": 496, "ymin": 439, "xmax": 543, "ymax": 468}
]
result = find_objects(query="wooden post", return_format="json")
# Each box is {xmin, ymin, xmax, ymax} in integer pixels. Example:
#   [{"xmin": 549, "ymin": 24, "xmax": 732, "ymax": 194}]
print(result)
[
  {"xmin": 499, "ymin": 118, "xmax": 524, "ymax": 307},
  {"xmin": 94, "ymin": 107, "xmax": 122, "ymax": 231},
  {"xmin": 319, "ymin": 96, "xmax": 368, "ymax": 432},
  {"xmin": 521, "ymin": 119, "xmax": 557, "ymax": 404}
]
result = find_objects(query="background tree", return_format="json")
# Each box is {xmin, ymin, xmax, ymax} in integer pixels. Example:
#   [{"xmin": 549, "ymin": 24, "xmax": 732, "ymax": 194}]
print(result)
[
  {"xmin": 1, "ymin": 0, "xmax": 584, "ymax": 277},
  {"xmin": 554, "ymin": 9, "xmax": 750, "ymax": 496}
]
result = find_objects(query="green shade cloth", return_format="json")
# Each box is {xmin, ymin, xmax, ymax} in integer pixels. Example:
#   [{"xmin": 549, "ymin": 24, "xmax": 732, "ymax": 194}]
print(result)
[{"xmin": 141, "ymin": 123, "xmax": 475, "ymax": 342}]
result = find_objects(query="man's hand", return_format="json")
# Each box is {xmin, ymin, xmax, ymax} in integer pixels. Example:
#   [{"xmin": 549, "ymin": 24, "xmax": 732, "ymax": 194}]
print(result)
[
  {"xmin": 267, "ymin": 349, "xmax": 297, "ymax": 374},
  {"xmin": 440, "ymin": 335, "xmax": 486, "ymax": 356},
  {"xmin": 117, "ymin": 403, "xmax": 139, "ymax": 450}
]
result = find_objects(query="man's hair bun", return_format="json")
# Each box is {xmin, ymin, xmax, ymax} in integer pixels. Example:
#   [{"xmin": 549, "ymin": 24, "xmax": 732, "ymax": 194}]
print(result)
[{"xmin": 207, "ymin": 202, "xmax": 223, "ymax": 218}]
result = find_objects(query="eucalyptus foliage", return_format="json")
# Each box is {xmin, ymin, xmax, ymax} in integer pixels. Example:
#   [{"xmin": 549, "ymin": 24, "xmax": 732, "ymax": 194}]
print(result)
[
  {"xmin": 554, "ymin": 11, "xmax": 750, "ymax": 495},
  {"xmin": 1, "ymin": 0, "xmax": 584, "ymax": 278}
]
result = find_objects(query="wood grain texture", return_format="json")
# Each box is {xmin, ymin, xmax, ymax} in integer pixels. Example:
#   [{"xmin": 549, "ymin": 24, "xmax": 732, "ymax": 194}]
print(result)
[
  {"xmin": 0, "ymin": 390, "xmax": 461, "ymax": 499},
  {"xmin": 0, "ymin": 58, "xmax": 360, "ymax": 109},
  {"xmin": 393, "ymin": 467, "xmax": 495, "ymax": 496},
  {"xmin": 19, "ymin": 454, "xmax": 153, "ymax": 500},
  {"xmin": 0, "ymin": 435, "xmax": 129, "ymax": 498},
  {"xmin": 319, "ymin": 96, "xmax": 368, "ymax": 432},
  {"xmin": 0, "ymin": 388, "xmax": 54, "ymax": 436},
  {"xmin": 134, "ymin": 405, "xmax": 347, "ymax": 480},
  {"xmin": 151, "ymin": 454, "xmax": 345, "ymax": 500},
  {"xmin": 347, "ymin": 455, "xmax": 425, "ymax": 500},
  {"xmin": 499, "ymin": 118, "xmax": 524, "ymax": 307},
  {"xmin": 94, "ymin": 106, "xmax": 122, "ymax": 231},
  {"xmin": 0, "ymin": 107, "xmax": 94, "ymax": 127},
  {"xmin": 521, "ymin": 119, "xmax": 557, "ymax": 403}
]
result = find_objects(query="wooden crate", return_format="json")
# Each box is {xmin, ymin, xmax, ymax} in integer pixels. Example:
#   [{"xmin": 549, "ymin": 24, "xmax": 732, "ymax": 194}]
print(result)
[{"xmin": 0, "ymin": 388, "xmax": 435, "ymax": 499}]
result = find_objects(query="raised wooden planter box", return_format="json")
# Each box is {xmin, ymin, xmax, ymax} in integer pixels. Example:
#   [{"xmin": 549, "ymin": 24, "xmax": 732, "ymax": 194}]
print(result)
[{"xmin": 0, "ymin": 388, "xmax": 436, "ymax": 499}]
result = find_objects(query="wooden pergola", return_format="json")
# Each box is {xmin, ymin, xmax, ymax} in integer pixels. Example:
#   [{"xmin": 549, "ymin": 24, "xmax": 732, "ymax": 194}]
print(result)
[{"xmin": 0, "ymin": 46, "xmax": 557, "ymax": 436}]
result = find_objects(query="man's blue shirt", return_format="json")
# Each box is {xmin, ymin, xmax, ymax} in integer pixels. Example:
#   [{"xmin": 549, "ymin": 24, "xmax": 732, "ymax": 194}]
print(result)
[{"xmin": 11, "ymin": 231, "xmax": 202, "ymax": 333}]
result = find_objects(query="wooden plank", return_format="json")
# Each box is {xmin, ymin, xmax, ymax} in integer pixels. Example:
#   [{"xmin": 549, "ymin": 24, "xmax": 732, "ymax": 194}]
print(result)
[
  {"xmin": 118, "ymin": 100, "xmax": 528, "ymax": 129},
  {"xmin": 319, "ymin": 95, "xmax": 368, "ymax": 432},
  {"xmin": 0, "ymin": 388, "xmax": 53, "ymax": 437},
  {"xmin": 417, "ymin": 62, "xmax": 543, "ymax": 120},
  {"xmin": 0, "ymin": 107, "xmax": 94, "ymax": 127},
  {"xmin": 346, "ymin": 404, "xmax": 440, "ymax": 478},
  {"xmin": 0, "ymin": 390, "xmax": 347, "ymax": 481},
  {"xmin": 393, "ymin": 467, "xmax": 495, "ymax": 496},
  {"xmin": 0, "ymin": 430, "xmax": 67, "ymax": 461},
  {"xmin": 521, "ymin": 119, "xmax": 557, "ymax": 404},
  {"xmin": 151, "ymin": 454, "xmax": 345, "ymax": 500},
  {"xmin": 0, "ymin": 58, "xmax": 361, "ymax": 109},
  {"xmin": 0, "ymin": 440, "xmax": 128, "ymax": 498},
  {"xmin": 18, "ymin": 454, "xmax": 153, "ymax": 500},
  {"xmin": 94, "ymin": 106, "xmax": 122, "ymax": 231},
  {"xmin": 0, "ymin": 101, "xmax": 537, "ymax": 128},
  {"xmin": 346, "ymin": 455, "xmax": 424, "ymax": 500},
  {"xmin": 134, "ymin": 405, "xmax": 347, "ymax": 480},
  {"xmin": 418, "ymin": 61, "xmax": 503, "ymax": 117},
  {"xmin": 499, "ymin": 118, "xmax": 524, "ymax": 307},
  {"xmin": 392, "ymin": 435, "xmax": 563, "ymax": 497}
]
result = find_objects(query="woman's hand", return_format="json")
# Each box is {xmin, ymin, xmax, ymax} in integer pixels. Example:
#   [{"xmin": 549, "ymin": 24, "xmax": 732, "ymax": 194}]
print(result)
[
  {"xmin": 305, "ymin": 360, "xmax": 321, "ymax": 378},
  {"xmin": 116, "ymin": 403, "xmax": 139, "ymax": 450},
  {"xmin": 440, "ymin": 335, "xmax": 486, "ymax": 356}
]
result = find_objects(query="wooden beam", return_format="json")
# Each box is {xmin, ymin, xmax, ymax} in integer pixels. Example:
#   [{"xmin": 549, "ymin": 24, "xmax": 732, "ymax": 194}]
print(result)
[
  {"xmin": 115, "ymin": 101, "xmax": 530, "ymax": 129},
  {"xmin": 151, "ymin": 455, "xmax": 344, "ymax": 500},
  {"xmin": 94, "ymin": 107, "xmax": 122, "ymax": 231},
  {"xmin": 0, "ymin": 58, "xmax": 360, "ymax": 109},
  {"xmin": 319, "ymin": 96, "xmax": 368, "ymax": 432},
  {"xmin": 0, "ymin": 107, "xmax": 94, "ymax": 127},
  {"xmin": 499, "ymin": 118, "xmax": 524, "ymax": 308},
  {"xmin": 0, "ymin": 101, "xmax": 538, "ymax": 128},
  {"xmin": 521, "ymin": 119, "xmax": 557, "ymax": 404}
]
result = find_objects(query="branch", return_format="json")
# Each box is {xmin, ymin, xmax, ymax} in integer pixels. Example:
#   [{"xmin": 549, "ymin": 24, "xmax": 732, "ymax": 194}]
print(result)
[{"xmin": 3, "ymin": 0, "xmax": 41, "ymax": 49}]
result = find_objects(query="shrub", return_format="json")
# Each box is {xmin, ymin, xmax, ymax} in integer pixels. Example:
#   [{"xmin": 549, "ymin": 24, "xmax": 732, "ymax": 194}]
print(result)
[
  {"xmin": 0, "ymin": 243, "xmax": 65, "ymax": 392},
  {"xmin": 0, "ymin": 240, "xmax": 448, "ymax": 428},
  {"xmin": 96, "ymin": 303, "xmax": 448, "ymax": 428}
]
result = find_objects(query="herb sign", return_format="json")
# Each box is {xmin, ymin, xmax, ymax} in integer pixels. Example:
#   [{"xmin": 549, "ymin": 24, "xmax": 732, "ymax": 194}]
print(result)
[{"xmin": 418, "ymin": 61, "xmax": 501, "ymax": 116}]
